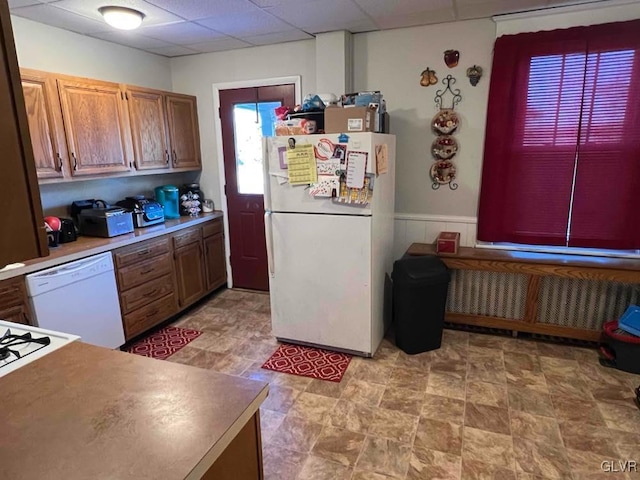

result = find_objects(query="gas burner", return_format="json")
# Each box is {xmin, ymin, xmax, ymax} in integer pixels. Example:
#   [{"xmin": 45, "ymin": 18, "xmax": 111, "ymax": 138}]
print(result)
[
  {"xmin": 0, "ymin": 347, "xmax": 10, "ymax": 361},
  {"xmin": 0, "ymin": 328, "xmax": 51, "ymax": 349}
]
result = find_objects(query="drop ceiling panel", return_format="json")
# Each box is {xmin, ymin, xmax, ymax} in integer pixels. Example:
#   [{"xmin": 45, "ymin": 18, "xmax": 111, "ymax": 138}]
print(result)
[
  {"xmin": 241, "ymin": 29, "xmax": 314, "ymax": 46},
  {"xmin": 145, "ymin": 0, "xmax": 262, "ymax": 20},
  {"xmin": 53, "ymin": 0, "xmax": 183, "ymax": 27},
  {"xmin": 91, "ymin": 29, "xmax": 173, "ymax": 49},
  {"xmin": 140, "ymin": 21, "xmax": 226, "ymax": 44},
  {"xmin": 456, "ymin": 0, "xmax": 550, "ymax": 19},
  {"xmin": 196, "ymin": 10, "xmax": 295, "ymax": 37},
  {"xmin": 146, "ymin": 44, "xmax": 199, "ymax": 56},
  {"xmin": 11, "ymin": 4, "xmax": 111, "ymax": 34},
  {"xmin": 8, "ymin": 0, "xmax": 47, "ymax": 8},
  {"xmin": 374, "ymin": 9, "xmax": 457, "ymax": 29},
  {"xmin": 265, "ymin": 0, "xmax": 373, "ymax": 32},
  {"xmin": 353, "ymin": 0, "xmax": 454, "ymax": 17},
  {"xmin": 186, "ymin": 38, "xmax": 253, "ymax": 53}
]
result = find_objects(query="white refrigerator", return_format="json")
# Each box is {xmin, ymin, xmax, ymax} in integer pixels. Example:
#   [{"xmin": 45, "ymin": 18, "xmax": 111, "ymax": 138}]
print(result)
[{"xmin": 263, "ymin": 132, "xmax": 396, "ymax": 356}]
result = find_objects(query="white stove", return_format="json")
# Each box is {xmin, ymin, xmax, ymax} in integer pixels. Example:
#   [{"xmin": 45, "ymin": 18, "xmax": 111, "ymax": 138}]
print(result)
[{"xmin": 0, "ymin": 320, "xmax": 79, "ymax": 378}]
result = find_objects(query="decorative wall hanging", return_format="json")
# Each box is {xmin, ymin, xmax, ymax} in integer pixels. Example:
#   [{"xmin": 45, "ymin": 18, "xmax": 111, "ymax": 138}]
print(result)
[
  {"xmin": 444, "ymin": 50, "xmax": 460, "ymax": 68},
  {"xmin": 430, "ymin": 75, "xmax": 461, "ymax": 190},
  {"xmin": 466, "ymin": 65, "xmax": 483, "ymax": 86},
  {"xmin": 420, "ymin": 67, "xmax": 438, "ymax": 87}
]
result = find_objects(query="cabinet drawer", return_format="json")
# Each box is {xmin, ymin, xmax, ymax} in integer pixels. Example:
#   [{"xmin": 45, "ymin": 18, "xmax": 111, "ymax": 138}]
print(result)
[
  {"xmin": 0, "ymin": 277, "xmax": 25, "ymax": 307},
  {"xmin": 120, "ymin": 273, "xmax": 174, "ymax": 315},
  {"xmin": 202, "ymin": 219, "xmax": 223, "ymax": 238},
  {"xmin": 117, "ymin": 252, "xmax": 172, "ymax": 290},
  {"xmin": 173, "ymin": 227, "xmax": 202, "ymax": 249},
  {"xmin": 123, "ymin": 293, "xmax": 177, "ymax": 340},
  {"xmin": 113, "ymin": 237, "xmax": 170, "ymax": 268}
]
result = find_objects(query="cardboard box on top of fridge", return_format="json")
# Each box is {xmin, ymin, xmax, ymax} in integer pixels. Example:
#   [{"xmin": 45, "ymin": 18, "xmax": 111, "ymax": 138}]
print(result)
[
  {"xmin": 436, "ymin": 231, "xmax": 460, "ymax": 254},
  {"xmin": 324, "ymin": 106, "xmax": 377, "ymax": 134}
]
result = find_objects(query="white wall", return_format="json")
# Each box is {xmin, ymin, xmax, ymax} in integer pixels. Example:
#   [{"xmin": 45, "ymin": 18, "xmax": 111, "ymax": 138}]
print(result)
[
  {"xmin": 170, "ymin": 40, "xmax": 316, "ymax": 208},
  {"xmin": 9, "ymin": 16, "xmax": 198, "ymax": 216},
  {"xmin": 353, "ymin": 18, "xmax": 495, "ymax": 219},
  {"xmin": 11, "ymin": 16, "xmax": 172, "ymax": 89}
]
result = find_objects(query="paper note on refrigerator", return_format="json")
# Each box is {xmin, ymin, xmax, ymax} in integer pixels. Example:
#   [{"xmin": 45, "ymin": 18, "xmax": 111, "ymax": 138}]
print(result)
[
  {"xmin": 375, "ymin": 144, "xmax": 388, "ymax": 175},
  {"xmin": 287, "ymin": 144, "xmax": 318, "ymax": 185},
  {"xmin": 346, "ymin": 151, "xmax": 367, "ymax": 189},
  {"xmin": 309, "ymin": 175, "xmax": 339, "ymax": 198}
]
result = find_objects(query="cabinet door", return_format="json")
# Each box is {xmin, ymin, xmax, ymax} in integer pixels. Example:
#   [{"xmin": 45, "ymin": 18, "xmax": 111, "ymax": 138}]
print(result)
[
  {"xmin": 57, "ymin": 78, "xmax": 131, "ymax": 176},
  {"xmin": 174, "ymin": 241, "xmax": 206, "ymax": 308},
  {"xmin": 204, "ymin": 233, "xmax": 227, "ymax": 291},
  {"xmin": 126, "ymin": 87, "xmax": 170, "ymax": 171},
  {"xmin": 20, "ymin": 69, "xmax": 68, "ymax": 179},
  {"xmin": 166, "ymin": 94, "xmax": 201, "ymax": 169},
  {"xmin": 0, "ymin": 4, "xmax": 48, "ymax": 268},
  {"xmin": 0, "ymin": 276, "xmax": 33, "ymax": 325}
]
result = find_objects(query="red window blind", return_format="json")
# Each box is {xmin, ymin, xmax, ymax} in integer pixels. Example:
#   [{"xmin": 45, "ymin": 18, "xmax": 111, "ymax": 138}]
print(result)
[{"xmin": 477, "ymin": 20, "xmax": 640, "ymax": 249}]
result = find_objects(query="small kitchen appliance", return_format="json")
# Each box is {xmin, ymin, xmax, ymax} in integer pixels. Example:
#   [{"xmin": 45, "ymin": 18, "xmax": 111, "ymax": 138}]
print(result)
[
  {"xmin": 58, "ymin": 218, "xmax": 78, "ymax": 243},
  {"xmin": 154, "ymin": 185, "xmax": 180, "ymax": 219},
  {"xmin": 179, "ymin": 183, "xmax": 202, "ymax": 216},
  {"xmin": 78, "ymin": 207, "xmax": 134, "ymax": 238},
  {"xmin": 116, "ymin": 195, "xmax": 165, "ymax": 228}
]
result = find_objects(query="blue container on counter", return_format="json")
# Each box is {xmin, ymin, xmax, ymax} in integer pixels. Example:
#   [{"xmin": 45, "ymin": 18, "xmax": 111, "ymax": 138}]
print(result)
[{"xmin": 155, "ymin": 185, "xmax": 180, "ymax": 219}]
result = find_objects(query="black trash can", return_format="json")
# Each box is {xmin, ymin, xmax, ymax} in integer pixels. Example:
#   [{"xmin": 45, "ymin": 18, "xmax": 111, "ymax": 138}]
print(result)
[{"xmin": 392, "ymin": 255, "xmax": 451, "ymax": 354}]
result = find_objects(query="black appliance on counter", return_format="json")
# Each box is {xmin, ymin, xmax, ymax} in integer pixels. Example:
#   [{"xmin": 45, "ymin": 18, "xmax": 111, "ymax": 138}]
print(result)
[
  {"xmin": 116, "ymin": 195, "xmax": 165, "ymax": 228},
  {"xmin": 78, "ymin": 207, "xmax": 134, "ymax": 238},
  {"xmin": 58, "ymin": 218, "xmax": 78, "ymax": 243}
]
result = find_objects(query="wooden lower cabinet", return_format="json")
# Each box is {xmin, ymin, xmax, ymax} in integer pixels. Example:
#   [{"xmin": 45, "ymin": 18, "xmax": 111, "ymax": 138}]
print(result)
[
  {"xmin": 113, "ymin": 237, "xmax": 178, "ymax": 341},
  {"xmin": 113, "ymin": 218, "xmax": 226, "ymax": 341},
  {"xmin": 174, "ymin": 238, "xmax": 206, "ymax": 308},
  {"xmin": 202, "ymin": 412, "xmax": 263, "ymax": 480},
  {"xmin": 0, "ymin": 276, "xmax": 33, "ymax": 325},
  {"xmin": 203, "ymin": 218, "xmax": 227, "ymax": 291}
]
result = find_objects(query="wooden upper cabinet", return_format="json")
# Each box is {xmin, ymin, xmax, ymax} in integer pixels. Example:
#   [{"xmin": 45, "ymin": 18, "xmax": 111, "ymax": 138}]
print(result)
[
  {"xmin": 166, "ymin": 93, "xmax": 201, "ymax": 169},
  {"xmin": 57, "ymin": 78, "xmax": 132, "ymax": 176},
  {"xmin": 126, "ymin": 87, "xmax": 170, "ymax": 171},
  {"xmin": 20, "ymin": 69, "xmax": 68, "ymax": 179}
]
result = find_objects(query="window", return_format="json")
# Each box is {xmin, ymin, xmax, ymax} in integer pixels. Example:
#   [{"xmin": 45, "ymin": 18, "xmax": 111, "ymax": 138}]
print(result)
[{"xmin": 477, "ymin": 20, "xmax": 640, "ymax": 251}]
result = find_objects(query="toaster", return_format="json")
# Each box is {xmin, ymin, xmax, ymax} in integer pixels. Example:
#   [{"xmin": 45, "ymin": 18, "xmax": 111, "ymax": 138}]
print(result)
[
  {"xmin": 78, "ymin": 207, "xmax": 134, "ymax": 238},
  {"xmin": 116, "ymin": 195, "xmax": 165, "ymax": 228}
]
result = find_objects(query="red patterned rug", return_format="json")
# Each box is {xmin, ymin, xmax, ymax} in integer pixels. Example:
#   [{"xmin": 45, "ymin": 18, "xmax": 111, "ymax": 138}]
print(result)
[
  {"xmin": 261, "ymin": 343, "xmax": 352, "ymax": 382},
  {"xmin": 125, "ymin": 326, "xmax": 202, "ymax": 360}
]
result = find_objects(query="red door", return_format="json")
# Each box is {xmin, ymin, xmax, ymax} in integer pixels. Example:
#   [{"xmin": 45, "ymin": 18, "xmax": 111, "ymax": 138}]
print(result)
[{"xmin": 219, "ymin": 85, "xmax": 295, "ymax": 291}]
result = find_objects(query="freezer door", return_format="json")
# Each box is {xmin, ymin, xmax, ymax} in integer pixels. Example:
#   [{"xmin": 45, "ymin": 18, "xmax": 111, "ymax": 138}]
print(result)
[
  {"xmin": 269, "ymin": 212, "xmax": 373, "ymax": 354},
  {"xmin": 264, "ymin": 133, "xmax": 378, "ymax": 215}
]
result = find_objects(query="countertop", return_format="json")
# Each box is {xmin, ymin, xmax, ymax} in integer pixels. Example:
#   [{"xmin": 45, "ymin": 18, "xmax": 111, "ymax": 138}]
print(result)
[
  {"xmin": 0, "ymin": 212, "xmax": 223, "ymax": 281},
  {"xmin": 0, "ymin": 342, "xmax": 268, "ymax": 480}
]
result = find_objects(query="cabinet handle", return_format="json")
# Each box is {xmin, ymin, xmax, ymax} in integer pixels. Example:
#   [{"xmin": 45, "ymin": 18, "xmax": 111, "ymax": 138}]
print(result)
[
  {"xmin": 72, "ymin": 153, "xmax": 78, "ymax": 170},
  {"xmin": 140, "ymin": 268, "xmax": 154, "ymax": 275},
  {"xmin": 146, "ymin": 308, "xmax": 159, "ymax": 318},
  {"xmin": 172, "ymin": 150, "xmax": 177, "ymax": 165},
  {"xmin": 137, "ymin": 248, "xmax": 151, "ymax": 256},
  {"xmin": 56, "ymin": 153, "xmax": 63, "ymax": 171},
  {"xmin": 165, "ymin": 150, "xmax": 169, "ymax": 165},
  {"xmin": 143, "ymin": 289, "xmax": 158, "ymax": 298}
]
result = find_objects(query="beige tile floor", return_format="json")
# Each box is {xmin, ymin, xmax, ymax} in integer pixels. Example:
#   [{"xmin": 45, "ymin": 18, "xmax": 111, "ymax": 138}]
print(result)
[{"xmin": 168, "ymin": 288, "xmax": 640, "ymax": 480}]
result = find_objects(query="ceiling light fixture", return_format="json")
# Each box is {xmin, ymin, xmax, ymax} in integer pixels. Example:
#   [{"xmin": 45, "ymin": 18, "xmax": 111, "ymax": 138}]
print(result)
[{"xmin": 98, "ymin": 6, "xmax": 145, "ymax": 30}]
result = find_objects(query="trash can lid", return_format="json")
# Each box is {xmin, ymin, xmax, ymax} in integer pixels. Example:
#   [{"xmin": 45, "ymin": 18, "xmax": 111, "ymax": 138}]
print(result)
[{"xmin": 392, "ymin": 255, "xmax": 450, "ymax": 285}]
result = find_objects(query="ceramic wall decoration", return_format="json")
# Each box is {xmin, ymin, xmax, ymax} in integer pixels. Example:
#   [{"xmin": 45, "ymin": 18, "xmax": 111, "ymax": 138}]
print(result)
[
  {"xmin": 444, "ymin": 50, "xmax": 460, "ymax": 68},
  {"xmin": 466, "ymin": 65, "xmax": 483, "ymax": 86},
  {"xmin": 431, "ymin": 135, "xmax": 458, "ymax": 159},
  {"xmin": 431, "ymin": 109, "xmax": 460, "ymax": 135},
  {"xmin": 420, "ymin": 67, "xmax": 438, "ymax": 87},
  {"xmin": 430, "ymin": 160, "xmax": 457, "ymax": 185}
]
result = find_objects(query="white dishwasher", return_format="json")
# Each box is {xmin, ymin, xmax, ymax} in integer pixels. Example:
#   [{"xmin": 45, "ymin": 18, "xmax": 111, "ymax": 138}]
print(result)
[{"xmin": 26, "ymin": 252, "xmax": 125, "ymax": 349}]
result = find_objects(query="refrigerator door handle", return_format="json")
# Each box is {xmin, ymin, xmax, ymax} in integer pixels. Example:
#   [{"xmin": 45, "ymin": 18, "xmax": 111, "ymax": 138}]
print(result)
[
  {"xmin": 265, "ymin": 211, "xmax": 275, "ymax": 277},
  {"xmin": 263, "ymin": 138, "xmax": 273, "ymax": 212}
]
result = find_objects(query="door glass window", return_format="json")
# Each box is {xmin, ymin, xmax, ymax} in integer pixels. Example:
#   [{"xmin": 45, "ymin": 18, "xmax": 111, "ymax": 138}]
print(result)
[{"xmin": 233, "ymin": 101, "xmax": 281, "ymax": 195}]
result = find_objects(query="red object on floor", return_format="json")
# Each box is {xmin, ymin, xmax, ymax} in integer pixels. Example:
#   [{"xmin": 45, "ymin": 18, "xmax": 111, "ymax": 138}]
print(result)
[
  {"xmin": 125, "ymin": 326, "xmax": 202, "ymax": 360},
  {"xmin": 261, "ymin": 343, "xmax": 352, "ymax": 382}
]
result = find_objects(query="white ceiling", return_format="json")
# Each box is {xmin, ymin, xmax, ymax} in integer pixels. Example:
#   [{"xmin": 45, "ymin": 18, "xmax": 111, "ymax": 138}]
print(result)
[{"xmin": 9, "ymin": 0, "xmax": 614, "ymax": 57}]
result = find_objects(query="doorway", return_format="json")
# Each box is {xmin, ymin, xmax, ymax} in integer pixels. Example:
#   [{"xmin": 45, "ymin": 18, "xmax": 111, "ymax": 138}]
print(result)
[{"xmin": 218, "ymin": 83, "xmax": 296, "ymax": 291}]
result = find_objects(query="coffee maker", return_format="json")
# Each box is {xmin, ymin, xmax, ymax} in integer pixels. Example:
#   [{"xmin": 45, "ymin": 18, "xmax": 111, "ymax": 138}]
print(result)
[{"xmin": 154, "ymin": 185, "xmax": 180, "ymax": 219}]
